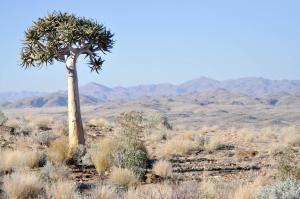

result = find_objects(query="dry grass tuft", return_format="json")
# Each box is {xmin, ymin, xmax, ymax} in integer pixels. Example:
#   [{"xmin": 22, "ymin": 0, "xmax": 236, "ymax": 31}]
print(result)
[
  {"xmin": 279, "ymin": 126, "xmax": 300, "ymax": 146},
  {"xmin": 232, "ymin": 176, "xmax": 270, "ymax": 199},
  {"xmin": 52, "ymin": 120, "xmax": 68, "ymax": 136},
  {"xmin": 160, "ymin": 136, "xmax": 198, "ymax": 157},
  {"xmin": 153, "ymin": 160, "xmax": 173, "ymax": 178},
  {"xmin": 91, "ymin": 186, "xmax": 116, "ymax": 199},
  {"xmin": 40, "ymin": 162, "xmax": 70, "ymax": 182},
  {"xmin": 260, "ymin": 127, "xmax": 278, "ymax": 142},
  {"xmin": 204, "ymin": 136, "xmax": 222, "ymax": 152},
  {"xmin": 0, "ymin": 149, "xmax": 42, "ymax": 172},
  {"xmin": 47, "ymin": 137, "xmax": 69, "ymax": 164},
  {"xmin": 5, "ymin": 118, "xmax": 20, "ymax": 128},
  {"xmin": 199, "ymin": 180, "xmax": 216, "ymax": 199},
  {"xmin": 89, "ymin": 118, "xmax": 109, "ymax": 128},
  {"xmin": 127, "ymin": 183, "xmax": 172, "ymax": 199},
  {"xmin": 3, "ymin": 170, "xmax": 43, "ymax": 199},
  {"xmin": 90, "ymin": 137, "xmax": 119, "ymax": 174},
  {"xmin": 46, "ymin": 180, "xmax": 76, "ymax": 199},
  {"xmin": 109, "ymin": 167, "xmax": 137, "ymax": 188},
  {"xmin": 29, "ymin": 116, "xmax": 53, "ymax": 129},
  {"xmin": 90, "ymin": 149, "xmax": 110, "ymax": 174}
]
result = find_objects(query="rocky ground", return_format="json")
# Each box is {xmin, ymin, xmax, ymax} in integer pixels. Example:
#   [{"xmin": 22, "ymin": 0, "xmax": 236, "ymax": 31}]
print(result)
[{"xmin": 1, "ymin": 119, "xmax": 298, "ymax": 199}]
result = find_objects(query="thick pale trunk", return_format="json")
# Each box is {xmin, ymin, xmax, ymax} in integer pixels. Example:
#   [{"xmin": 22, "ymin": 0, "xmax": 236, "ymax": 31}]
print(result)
[{"xmin": 66, "ymin": 53, "xmax": 85, "ymax": 149}]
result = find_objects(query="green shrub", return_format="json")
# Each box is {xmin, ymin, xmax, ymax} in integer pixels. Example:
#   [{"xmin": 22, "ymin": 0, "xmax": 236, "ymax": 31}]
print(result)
[
  {"xmin": 257, "ymin": 178, "xmax": 300, "ymax": 199},
  {"xmin": 115, "ymin": 111, "xmax": 145, "ymax": 140},
  {"xmin": 112, "ymin": 146, "xmax": 147, "ymax": 178},
  {"xmin": 144, "ymin": 112, "xmax": 172, "ymax": 130},
  {"xmin": 115, "ymin": 111, "xmax": 172, "ymax": 139}
]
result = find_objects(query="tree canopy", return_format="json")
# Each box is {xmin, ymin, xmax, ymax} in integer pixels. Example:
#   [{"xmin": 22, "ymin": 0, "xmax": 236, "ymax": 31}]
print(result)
[{"xmin": 20, "ymin": 12, "xmax": 114, "ymax": 73}]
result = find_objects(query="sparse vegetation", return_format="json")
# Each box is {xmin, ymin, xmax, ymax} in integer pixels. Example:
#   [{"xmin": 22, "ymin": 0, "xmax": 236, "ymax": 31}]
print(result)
[
  {"xmin": 153, "ymin": 160, "xmax": 173, "ymax": 178},
  {"xmin": 89, "ymin": 118, "xmax": 110, "ymax": 128},
  {"xmin": 40, "ymin": 162, "xmax": 70, "ymax": 182},
  {"xmin": 46, "ymin": 180, "xmax": 77, "ymax": 199},
  {"xmin": 276, "ymin": 147, "xmax": 300, "ymax": 180},
  {"xmin": 204, "ymin": 136, "xmax": 223, "ymax": 152},
  {"xmin": 0, "ymin": 111, "xmax": 300, "ymax": 198},
  {"xmin": 3, "ymin": 170, "xmax": 43, "ymax": 199},
  {"xmin": 160, "ymin": 136, "xmax": 198, "ymax": 157},
  {"xmin": 112, "ymin": 146, "xmax": 147, "ymax": 178},
  {"xmin": 0, "ymin": 149, "xmax": 43, "ymax": 172},
  {"xmin": 0, "ymin": 110, "xmax": 8, "ymax": 125},
  {"xmin": 109, "ymin": 167, "xmax": 137, "ymax": 188},
  {"xmin": 90, "ymin": 186, "xmax": 116, "ymax": 199},
  {"xmin": 257, "ymin": 178, "xmax": 300, "ymax": 199},
  {"xmin": 47, "ymin": 137, "xmax": 69, "ymax": 164}
]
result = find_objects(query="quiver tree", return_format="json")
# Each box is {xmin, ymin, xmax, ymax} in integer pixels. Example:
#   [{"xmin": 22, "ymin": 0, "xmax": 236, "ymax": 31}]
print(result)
[{"xmin": 20, "ymin": 12, "xmax": 114, "ymax": 149}]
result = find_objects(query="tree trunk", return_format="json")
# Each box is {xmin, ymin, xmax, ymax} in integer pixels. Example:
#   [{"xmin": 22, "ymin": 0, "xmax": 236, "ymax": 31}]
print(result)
[{"xmin": 66, "ymin": 52, "xmax": 85, "ymax": 149}]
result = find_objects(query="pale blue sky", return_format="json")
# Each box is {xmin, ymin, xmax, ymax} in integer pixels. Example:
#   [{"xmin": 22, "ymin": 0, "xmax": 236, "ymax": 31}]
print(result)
[{"xmin": 0, "ymin": 0, "xmax": 299, "ymax": 92}]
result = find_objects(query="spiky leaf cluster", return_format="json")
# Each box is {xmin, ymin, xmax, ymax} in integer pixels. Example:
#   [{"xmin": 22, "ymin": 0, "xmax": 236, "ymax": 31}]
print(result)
[{"xmin": 21, "ymin": 12, "xmax": 114, "ymax": 72}]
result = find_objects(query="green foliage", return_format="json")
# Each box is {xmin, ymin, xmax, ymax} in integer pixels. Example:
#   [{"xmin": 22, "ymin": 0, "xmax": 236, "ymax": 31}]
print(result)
[
  {"xmin": 0, "ymin": 111, "xmax": 8, "ymax": 125},
  {"xmin": 21, "ymin": 11, "xmax": 114, "ymax": 72},
  {"xmin": 112, "ymin": 146, "xmax": 147, "ymax": 178},
  {"xmin": 144, "ymin": 112, "xmax": 172, "ymax": 130},
  {"xmin": 257, "ymin": 178, "xmax": 300, "ymax": 199},
  {"xmin": 115, "ymin": 111, "xmax": 172, "ymax": 140},
  {"xmin": 115, "ymin": 111, "xmax": 145, "ymax": 140},
  {"xmin": 277, "ymin": 147, "xmax": 300, "ymax": 180}
]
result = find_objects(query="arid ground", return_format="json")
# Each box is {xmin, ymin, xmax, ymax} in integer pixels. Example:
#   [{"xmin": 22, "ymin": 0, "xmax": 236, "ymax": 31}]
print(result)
[{"xmin": 0, "ymin": 97, "xmax": 300, "ymax": 198}]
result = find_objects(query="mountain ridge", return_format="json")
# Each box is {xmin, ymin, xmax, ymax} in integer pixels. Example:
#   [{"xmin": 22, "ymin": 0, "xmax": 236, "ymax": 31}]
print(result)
[{"xmin": 1, "ymin": 77, "xmax": 300, "ymax": 108}]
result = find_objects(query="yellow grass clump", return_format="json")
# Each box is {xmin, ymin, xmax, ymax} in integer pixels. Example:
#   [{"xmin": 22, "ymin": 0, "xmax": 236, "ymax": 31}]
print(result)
[
  {"xmin": 46, "ymin": 180, "xmax": 76, "ymax": 199},
  {"xmin": 29, "ymin": 116, "xmax": 54, "ymax": 129},
  {"xmin": 0, "ymin": 149, "xmax": 42, "ymax": 172},
  {"xmin": 126, "ymin": 183, "xmax": 172, "ymax": 199},
  {"xmin": 3, "ymin": 170, "xmax": 43, "ymax": 199},
  {"xmin": 279, "ymin": 126, "xmax": 300, "ymax": 146},
  {"xmin": 89, "ymin": 118, "xmax": 109, "ymax": 128},
  {"xmin": 153, "ymin": 160, "xmax": 173, "ymax": 178},
  {"xmin": 109, "ymin": 167, "xmax": 137, "ymax": 188},
  {"xmin": 160, "ymin": 136, "xmax": 198, "ymax": 157},
  {"xmin": 199, "ymin": 180, "xmax": 216, "ymax": 199},
  {"xmin": 47, "ymin": 137, "xmax": 69, "ymax": 164},
  {"xmin": 52, "ymin": 120, "xmax": 68, "ymax": 136},
  {"xmin": 232, "ymin": 176, "xmax": 271, "ymax": 199},
  {"xmin": 91, "ymin": 186, "xmax": 116, "ymax": 199},
  {"xmin": 204, "ymin": 136, "xmax": 222, "ymax": 152},
  {"xmin": 90, "ymin": 137, "xmax": 119, "ymax": 174}
]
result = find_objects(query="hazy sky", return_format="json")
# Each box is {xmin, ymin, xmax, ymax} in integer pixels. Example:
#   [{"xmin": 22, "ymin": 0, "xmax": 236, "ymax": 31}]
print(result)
[{"xmin": 0, "ymin": 0, "xmax": 299, "ymax": 92}]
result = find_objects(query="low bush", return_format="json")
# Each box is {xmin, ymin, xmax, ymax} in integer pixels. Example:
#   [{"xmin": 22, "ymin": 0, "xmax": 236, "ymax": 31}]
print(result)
[
  {"xmin": 277, "ymin": 147, "xmax": 300, "ymax": 180},
  {"xmin": 0, "ymin": 110, "xmax": 8, "ymax": 125},
  {"xmin": 40, "ymin": 162, "xmax": 70, "ymax": 182},
  {"xmin": 144, "ymin": 112, "xmax": 172, "ymax": 130},
  {"xmin": 33, "ymin": 130, "xmax": 59, "ymax": 146},
  {"xmin": 115, "ymin": 111, "xmax": 145, "ymax": 141},
  {"xmin": 257, "ymin": 178, "xmax": 300, "ymax": 199},
  {"xmin": 111, "ymin": 141, "xmax": 148, "ymax": 178}
]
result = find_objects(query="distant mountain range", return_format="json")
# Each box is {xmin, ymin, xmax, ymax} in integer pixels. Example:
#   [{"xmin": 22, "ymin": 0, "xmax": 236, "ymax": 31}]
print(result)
[{"xmin": 1, "ymin": 77, "xmax": 300, "ymax": 108}]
